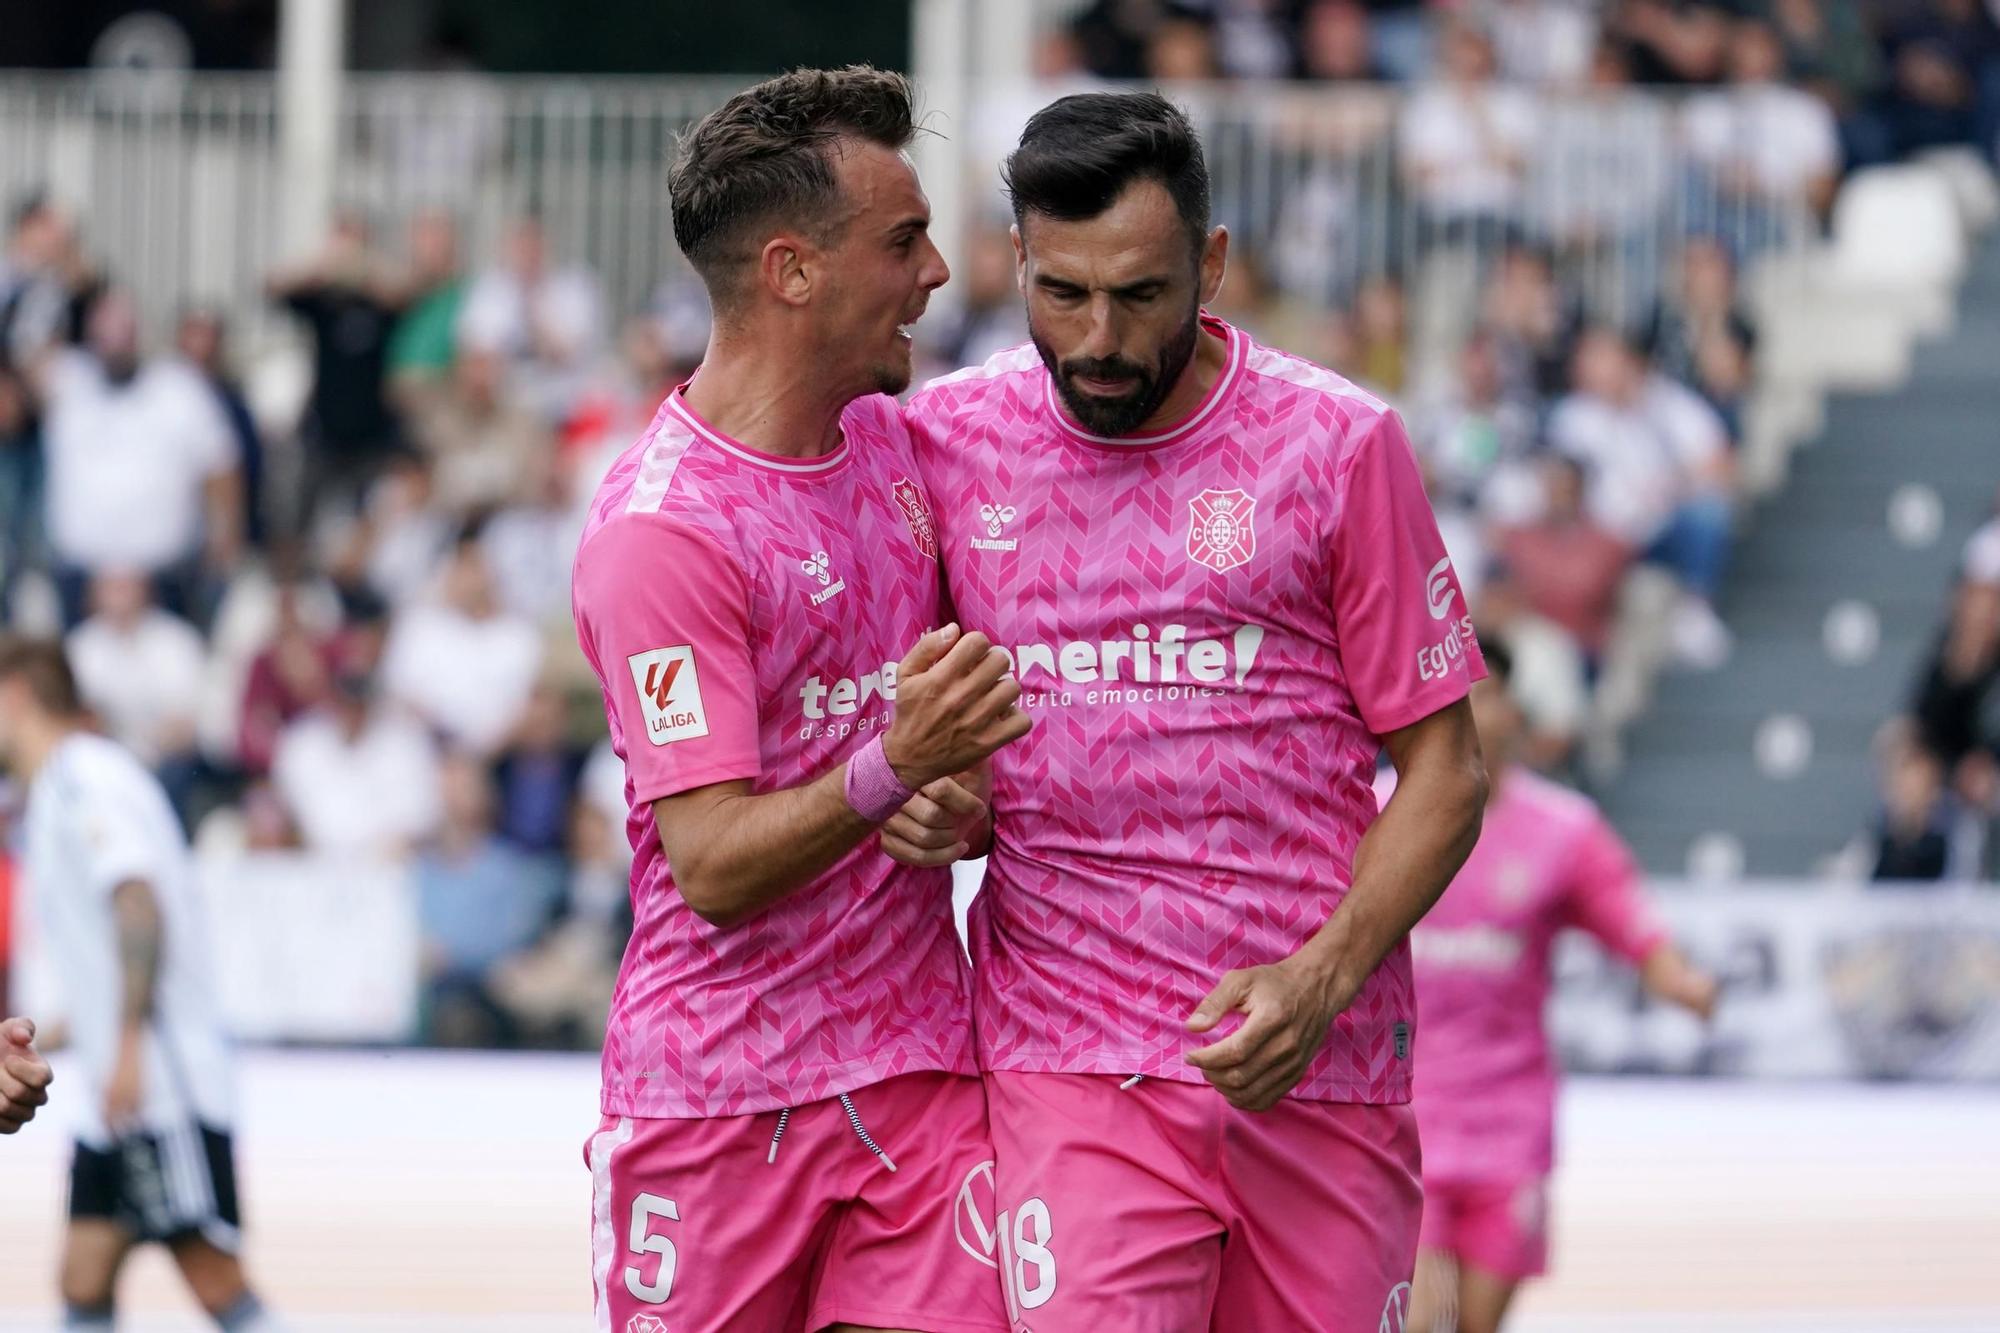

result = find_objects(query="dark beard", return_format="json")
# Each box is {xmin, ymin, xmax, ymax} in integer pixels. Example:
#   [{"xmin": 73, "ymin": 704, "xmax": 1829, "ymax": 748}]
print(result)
[{"xmin": 1035, "ymin": 304, "xmax": 1201, "ymax": 438}]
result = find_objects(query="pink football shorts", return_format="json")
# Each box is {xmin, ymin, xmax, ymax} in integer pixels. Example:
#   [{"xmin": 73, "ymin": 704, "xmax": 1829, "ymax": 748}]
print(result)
[
  {"xmin": 586, "ymin": 1069, "xmax": 1008, "ymax": 1332},
  {"xmin": 979, "ymin": 1070, "xmax": 1423, "ymax": 1332},
  {"xmin": 1416, "ymin": 1175, "xmax": 1551, "ymax": 1282}
]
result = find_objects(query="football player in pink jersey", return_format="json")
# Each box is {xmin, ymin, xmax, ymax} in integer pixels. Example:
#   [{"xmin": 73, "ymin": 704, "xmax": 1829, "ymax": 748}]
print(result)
[
  {"xmin": 1402, "ymin": 641, "xmax": 1717, "ymax": 1333},
  {"xmin": 570, "ymin": 68, "xmax": 1029, "ymax": 1333},
  {"xmin": 896, "ymin": 93, "xmax": 1489, "ymax": 1330}
]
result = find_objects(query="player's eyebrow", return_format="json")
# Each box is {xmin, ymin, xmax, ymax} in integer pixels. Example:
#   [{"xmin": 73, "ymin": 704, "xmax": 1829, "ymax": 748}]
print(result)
[{"xmin": 887, "ymin": 215, "xmax": 929, "ymax": 239}]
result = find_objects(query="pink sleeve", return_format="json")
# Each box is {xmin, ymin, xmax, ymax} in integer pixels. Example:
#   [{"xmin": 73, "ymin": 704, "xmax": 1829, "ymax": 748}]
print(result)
[
  {"xmin": 573, "ymin": 516, "xmax": 761, "ymax": 804},
  {"xmin": 1330, "ymin": 411, "xmax": 1486, "ymax": 735},
  {"xmin": 1558, "ymin": 814, "xmax": 1670, "ymax": 965}
]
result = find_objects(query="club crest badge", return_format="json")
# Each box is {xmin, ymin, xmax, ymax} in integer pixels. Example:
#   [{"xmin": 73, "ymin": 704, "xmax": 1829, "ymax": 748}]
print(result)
[{"xmin": 1187, "ymin": 488, "xmax": 1257, "ymax": 573}]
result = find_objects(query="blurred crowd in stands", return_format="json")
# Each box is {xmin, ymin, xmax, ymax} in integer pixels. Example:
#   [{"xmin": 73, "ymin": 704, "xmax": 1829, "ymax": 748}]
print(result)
[
  {"xmin": 1875, "ymin": 493, "xmax": 2000, "ymax": 881},
  {"xmin": 1054, "ymin": 0, "xmax": 2000, "ymax": 179},
  {"xmin": 1, "ymin": 0, "xmax": 1995, "ymax": 1047}
]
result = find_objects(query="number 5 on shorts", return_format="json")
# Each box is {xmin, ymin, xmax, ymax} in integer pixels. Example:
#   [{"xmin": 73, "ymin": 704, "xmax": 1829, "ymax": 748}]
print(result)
[{"xmin": 626, "ymin": 1192, "xmax": 680, "ymax": 1303}]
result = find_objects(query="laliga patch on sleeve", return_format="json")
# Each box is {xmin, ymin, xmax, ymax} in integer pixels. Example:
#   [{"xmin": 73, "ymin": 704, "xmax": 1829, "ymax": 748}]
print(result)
[{"xmin": 627, "ymin": 645, "xmax": 709, "ymax": 745}]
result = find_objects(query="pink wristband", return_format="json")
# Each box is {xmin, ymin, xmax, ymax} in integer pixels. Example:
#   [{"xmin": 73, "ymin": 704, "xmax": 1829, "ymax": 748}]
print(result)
[{"xmin": 845, "ymin": 735, "xmax": 916, "ymax": 823}]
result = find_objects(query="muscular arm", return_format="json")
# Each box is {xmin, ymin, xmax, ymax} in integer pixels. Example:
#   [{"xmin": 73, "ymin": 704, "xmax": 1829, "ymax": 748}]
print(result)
[
  {"xmin": 1186, "ymin": 699, "xmax": 1487, "ymax": 1110},
  {"xmin": 653, "ymin": 771, "xmax": 877, "ymax": 929},
  {"xmin": 656, "ymin": 629, "xmax": 1027, "ymax": 929},
  {"xmin": 1301, "ymin": 697, "xmax": 1488, "ymax": 1007},
  {"xmin": 110, "ymin": 879, "xmax": 164, "ymax": 1029}
]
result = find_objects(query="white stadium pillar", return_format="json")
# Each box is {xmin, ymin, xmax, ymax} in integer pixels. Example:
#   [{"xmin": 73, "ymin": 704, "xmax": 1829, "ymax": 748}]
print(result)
[{"xmin": 277, "ymin": 0, "xmax": 346, "ymax": 258}]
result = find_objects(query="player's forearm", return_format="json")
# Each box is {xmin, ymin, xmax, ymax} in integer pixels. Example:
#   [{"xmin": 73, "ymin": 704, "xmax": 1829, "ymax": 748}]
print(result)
[
  {"xmin": 656, "ymin": 769, "xmax": 879, "ymax": 929},
  {"xmin": 1299, "ymin": 714, "xmax": 1486, "ymax": 1006},
  {"xmin": 110, "ymin": 879, "xmax": 164, "ymax": 1031}
]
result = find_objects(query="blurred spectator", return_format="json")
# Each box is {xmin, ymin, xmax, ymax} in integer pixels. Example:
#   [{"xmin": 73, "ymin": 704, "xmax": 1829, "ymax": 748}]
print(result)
[
  {"xmin": 1481, "ymin": 244, "xmax": 1579, "ymax": 407},
  {"xmin": 1069, "ymin": 0, "xmax": 1174, "ymax": 79},
  {"xmin": 1849, "ymin": 0, "xmax": 2000, "ymax": 166},
  {"xmin": 381, "ymin": 523, "xmax": 543, "ymax": 757},
  {"xmin": 1489, "ymin": 0, "xmax": 1598, "ymax": 86},
  {"xmin": 932, "ymin": 225, "xmax": 1030, "ymax": 370},
  {"xmin": 1296, "ymin": 0, "xmax": 1383, "ymax": 80},
  {"xmin": 1908, "ymin": 577, "xmax": 2000, "ymax": 782},
  {"xmin": 1683, "ymin": 18, "xmax": 1841, "ymax": 226},
  {"xmin": 1615, "ymin": 0, "xmax": 1733, "ymax": 86},
  {"xmin": 1766, "ymin": 0, "xmax": 1882, "ymax": 111},
  {"xmin": 174, "ymin": 305, "xmax": 267, "ymax": 553},
  {"xmin": 387, "ymin": 209, "xmax": 466, "ymax": 393},
  {"xmin": 1474, "ymin": 561, "xmax": 1590, "ymax": 772},
  {"xmin": 1147, "ymin": 15, "xmax": 1220, "ymax": 79},
  {"xmin": 1400, "ymin": 22, "xmax": 1536, "ymax": 245},
  {"xmin": 487, "ymin": 793, "xmax": 630, "ymax": 1047},
  {"xmin": 1351, "ymin": 273, "xmax": 1408, "ymax": 393},
  {"xmin": 268, "ymin": 210, "xmax": 408, "ymax": 525},
  {"xmin": 457, "ymin": 215, "xmax": 606, "ymax": 424},
  {"xmin": 1549, "ymin": 327, "xmax": 1735, "ymax": 666},
  {"xmin": 1209, "ymin": 0, "xmax": 1297, "ymax": 80},
  {"xmin": 67, "ymin": 570, "xmax": 206, "ymax": 778},
  {"xmin": 333, "ymin": 454, "xmax": 452, "ymax": 608},
  {"xmin": 483, "ymin": 452, "xmax": 583, "ymax": 630},
  {"xmin": 0, "ymin": 365, "xmax": 39, "ymax": 595},
  {"xmin": 0, "ymin": 193, "xmax": 94, "ymax": 362},
  {"xmin": 1495, "ymin": 453, "xmax": 1636, "ymax": 664},
  {"xmin": 270, "ymin": 657, "xmax": 442, "ymax": 859},
  {"xmin": 416, "ymin": 753, "xmax": 563, "ymax": 1047},
  {"xmin": 1872, "ymin": 743, "xmax": 1954, "ymax": 880},
  {"xmin": 405, "ymin": 346, "xmax": 553, "ymax": 518},
  {"xmin": 492, "ymin": 682, "xmax": 587, "ymax": 859},
  {"xmin": 1963, "ymin": 489, "xmax": 2000, "ymax": 585},
  {"xmin": 1415, "ymin": 330, "xmax": 1539, "ymax": 514},
  {"xmin": 1644, "ymin": 236, "xmax": 1758, "ymax": 434},
  {"xmin": 35, "ymin": 287, "xmax": 241, "ymax": 627},
  {"xmin": 236, "ymin": 581, "xmax": 335, "ymax": 777}
]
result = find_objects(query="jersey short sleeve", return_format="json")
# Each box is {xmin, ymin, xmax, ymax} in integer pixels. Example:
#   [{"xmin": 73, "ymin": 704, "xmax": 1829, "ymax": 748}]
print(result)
[
  {"xmin": 1330, "ymin": 411, "xmax": 1485, "ymax": 735},
  {"xmin": 572, "ymin": 515, "xmax": 761, "ymax": 804},
  {"xmin": 1558, "ymin": 814, "xmax": 1669, "ymax": 966}
]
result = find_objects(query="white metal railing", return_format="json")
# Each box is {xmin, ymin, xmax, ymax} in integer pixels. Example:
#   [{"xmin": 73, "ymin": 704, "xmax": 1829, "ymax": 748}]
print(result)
[{"xmin": 0, "ymin": 71, "xmax": 1815, "ymax": 348}]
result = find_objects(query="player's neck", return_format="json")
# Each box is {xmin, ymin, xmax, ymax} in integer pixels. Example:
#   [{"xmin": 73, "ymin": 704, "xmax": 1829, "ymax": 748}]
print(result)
[
  {"xmin": 1131, "ymin": 324, "xmax": 1229, "ymax": 437},
  {"xmin": 7, "ymin": 716, "xmax": 77, "ymax": 784},
  {"xmin": 682, "ymin": 339, "xmax": 852, "ymax": 461}
]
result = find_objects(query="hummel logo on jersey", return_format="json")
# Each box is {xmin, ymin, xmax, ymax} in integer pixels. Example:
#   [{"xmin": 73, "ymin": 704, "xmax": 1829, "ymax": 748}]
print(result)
[
  {"xmin": 972, "ymin": 501, "xmax": 1020, "ymax": 552},
  {"xmin": 1426, "ymin": 556, "xmax": 1458, "ymax": 620},
  {"xmin": 797, "ymin": 550, "xmax": 847, "ymax": 606},
  {"xmin": 628, "ymin": 645, "xmax": 708, "ymax": 745}
]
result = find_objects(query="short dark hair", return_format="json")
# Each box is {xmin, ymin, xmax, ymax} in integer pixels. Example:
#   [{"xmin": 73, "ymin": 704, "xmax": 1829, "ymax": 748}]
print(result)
[
  {"xmin": 0, "ymin": 635, "xmax": 83, "ymax": 717},
  {"xmin": 1003, "ymin": 93, "xmax": 1211, "ymax": 254},
  {"xmin": 669, "ymin": 66, "xmax": 918, "ymax": 308}
]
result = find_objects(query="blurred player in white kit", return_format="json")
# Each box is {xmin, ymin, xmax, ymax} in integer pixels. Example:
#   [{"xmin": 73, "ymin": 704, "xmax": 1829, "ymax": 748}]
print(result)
[{"xmin": 0, "ymin": 636, "xmax": 281, "ymax": 1331}]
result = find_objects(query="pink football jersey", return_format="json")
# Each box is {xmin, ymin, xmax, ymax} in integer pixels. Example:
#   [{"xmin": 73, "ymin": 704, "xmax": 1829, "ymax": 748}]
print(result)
[
  {"xmin": 1404, "ymin": 767, "xmax": 1668, "ymax": 1178},
  {"xmin": 906, "ymin": 315, "xmax": 1483, "ymax": 1103},
  {"xmin": 571, "ymin": 386, "xmax": 974, "ymax": 1118}
]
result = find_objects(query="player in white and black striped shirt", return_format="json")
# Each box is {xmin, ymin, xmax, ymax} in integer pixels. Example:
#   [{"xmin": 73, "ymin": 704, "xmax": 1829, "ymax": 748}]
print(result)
[{"xmin": 0, "ymin": 637, "xmax": 281, "ymax": 1332}]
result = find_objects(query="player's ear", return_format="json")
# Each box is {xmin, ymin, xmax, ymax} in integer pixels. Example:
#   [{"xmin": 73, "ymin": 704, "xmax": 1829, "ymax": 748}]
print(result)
[
  {"xmin": 759, "ymin": 234, "xmax": 813, "ymax": 308},
  {"xmin": 1199, "ymin": 226, "xmax": 1229, "ymax": 307},
  {"xmin": 1011, "ymin": 223, "xmax": 1029, "ymax": 298}
]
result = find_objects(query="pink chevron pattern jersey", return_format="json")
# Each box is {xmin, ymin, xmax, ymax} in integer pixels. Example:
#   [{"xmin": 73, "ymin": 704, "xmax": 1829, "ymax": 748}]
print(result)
[
  {"xmin": 571, "ymin": 386, "xmax": 975, "ymax": 1119},
  {"xmin": 906, "ymin": 315, "xmax": 1483, "ymax": 1104},
  {"xmin": 1403, "ymin": 767, "xmax": 1668, "ymax": 1177}
]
